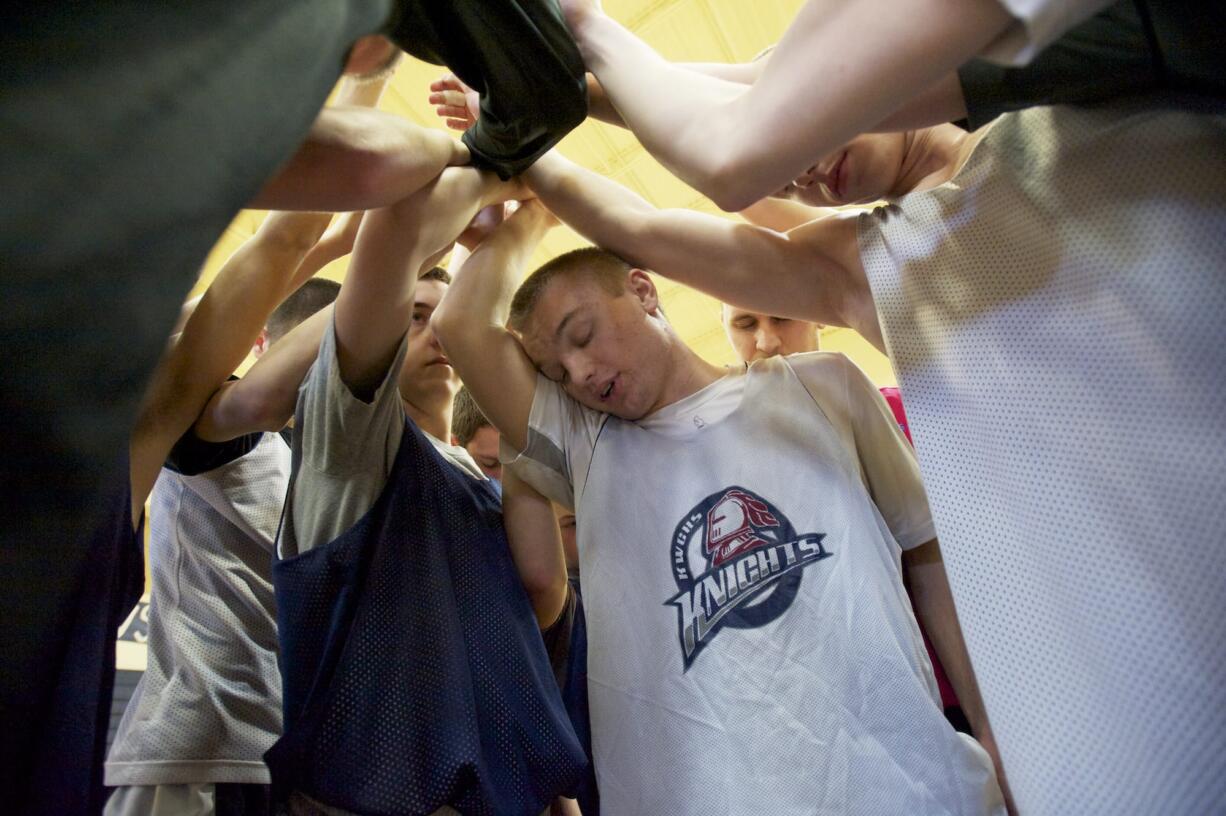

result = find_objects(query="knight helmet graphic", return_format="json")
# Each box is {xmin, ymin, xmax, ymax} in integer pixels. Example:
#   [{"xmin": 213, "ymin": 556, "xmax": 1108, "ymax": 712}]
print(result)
[{"xmin": 704, "ymin": 488, "xmax": 781, "ymax": 566}]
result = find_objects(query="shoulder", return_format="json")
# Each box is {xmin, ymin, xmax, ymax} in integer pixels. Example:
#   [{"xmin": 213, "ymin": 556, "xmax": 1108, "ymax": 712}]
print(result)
[
  {"xmin": 779, "ymin": 351, "xmax": 881, "ymax": 414},
  {"xmin": 778, "ymin": 349, "xmax": 860, "ymax": 381},
  {"xmin": 786, "ymin": 210, "xmax": 863, "ymax": 259}
]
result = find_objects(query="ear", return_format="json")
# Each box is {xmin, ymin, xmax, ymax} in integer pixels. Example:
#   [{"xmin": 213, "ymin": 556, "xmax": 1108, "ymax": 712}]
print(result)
[
  {"xmin": 251, "ymin": 329, "xmax": 269, "ymax": 359},
  {"xmin": 626, "ymin": 268, "xmax": 659, "ymax": 314},
  {"xmin": 450, "ymin": 435, "xmax": 460, "ymax": 446}
]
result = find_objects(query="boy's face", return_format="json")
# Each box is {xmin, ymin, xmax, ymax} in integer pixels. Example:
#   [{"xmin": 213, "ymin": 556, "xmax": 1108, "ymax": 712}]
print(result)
[
  {"xmin": 464, "ymin": 425, "xmax": 502, "ymax": 481},
  {"xmin": 773, "ymin": 132, "xmax": 909, "ymax": 207},
  {"xmin": 398, "ymin": 278, "xmax": 459, "ymax": 407},
  {"xmin": 723, "ymin": 306, "xmax": 820, "ymax": 363},
  {"xmin": 519, "ymin": 272, "xmax": 671, "ymax": 420}
]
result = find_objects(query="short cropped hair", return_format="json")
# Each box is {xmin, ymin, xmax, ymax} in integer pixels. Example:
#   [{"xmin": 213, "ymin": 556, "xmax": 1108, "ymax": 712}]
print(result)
[
  {"xmin": 266, "ymin": 279, "xmax": 341, "ymax": 344},
  {"xmin": 452, "ymin": 386, "xmax": 492, "ymax": 446},
  {"xmin": 419, "ymin": 266, "xmax": 452, "ymax": 285},
  {"xmin": 509, "ymin": 248, "xmax": 630, "ymax": 332}
]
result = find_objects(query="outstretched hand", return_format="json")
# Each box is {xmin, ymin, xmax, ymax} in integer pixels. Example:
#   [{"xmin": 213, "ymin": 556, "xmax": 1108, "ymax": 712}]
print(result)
[{"xmin": 428, "ymin": 74, "xmax": 481, "ymax": 132}]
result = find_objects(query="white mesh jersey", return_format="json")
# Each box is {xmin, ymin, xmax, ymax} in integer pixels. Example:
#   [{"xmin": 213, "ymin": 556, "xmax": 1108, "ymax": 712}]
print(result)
[
  {"xmin": 859, "ymin": 103, "xmax": 1226, "ymax": 815},
  {"xmin": 510, "ymin": 353, "xmax": 1003, "ymax": 815},
  {"xmin": 106, "ymin": 432, "xmax": 289, "ymax": 785}
]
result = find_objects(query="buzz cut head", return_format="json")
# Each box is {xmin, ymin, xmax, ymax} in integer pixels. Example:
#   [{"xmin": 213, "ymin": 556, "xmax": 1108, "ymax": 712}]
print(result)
[{"xmin": 508, "ymin": 247, "xmax": 630, "ymax": 333}]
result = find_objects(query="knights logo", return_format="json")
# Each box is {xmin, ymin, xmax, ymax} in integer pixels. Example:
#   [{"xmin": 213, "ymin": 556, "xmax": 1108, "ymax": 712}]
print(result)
[{"xmin": 665, "ymin": 486, "xmax": 829, "ymax": 670}]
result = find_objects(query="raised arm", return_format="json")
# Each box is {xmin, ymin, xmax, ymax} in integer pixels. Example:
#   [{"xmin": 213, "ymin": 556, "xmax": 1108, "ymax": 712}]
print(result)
[
  {"xmin": 737, "ymin": 197, "xmax": 835, "ymax": 233},
  {"xmin": 501, "ymin": 466, "xmax": 570, "ymax": 628},
  {"xmin": 291, "ymin": 210, "xmax": 364, "ymax": 282},
  {"xmin": 195, "ymin": 174, "xmax": 517, "ymax": 441},
  {"xmin": 193, "ymin": 304, "xmax": 333, "ymax": 443},
  {"xmin": 431, "ymin": 202, "xmax": 556, "ymax": 453},
  {"xmin": 562, "ymin": 0, "xmax": 1011, "ymax": 210},
  {"xmin": 129, "ymin": 210, "xmax": 332, "ymax": 522},
  {"xmin": 904, "ymin": 539, "xmax": 1015, "ymax": 812},
  {"xmin": 249, "ymin": 107, "xmax": 469, "ymax": 212},
  {"xmin": 523, "ymin": 151, "xmax": 880, "ymax": 347},
  {"xmin": 334, "ymin": 166, "xmax": 519, "ymax": 398},
  {"xmin": 431, "ymin": 59, "xmax": 768, "ymax": 133}
]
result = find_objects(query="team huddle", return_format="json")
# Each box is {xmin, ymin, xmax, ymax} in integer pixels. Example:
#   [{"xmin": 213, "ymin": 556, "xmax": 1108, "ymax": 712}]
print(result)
[{"xmin": 6, "ymin": 0, "xmax": 1224, "ymax": 815}]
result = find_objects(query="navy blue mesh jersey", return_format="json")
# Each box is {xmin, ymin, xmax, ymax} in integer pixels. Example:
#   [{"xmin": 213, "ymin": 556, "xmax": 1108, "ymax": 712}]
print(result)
[
  {"xmin": 266, "ymin": 419, "xmax": 587, "ymax": 815},
  {"xmin": 560, "ymin": 582, "xmax": 599, "ymax": 816},
  {"xmin": 4, "ymin": 465, "xmax": 144, "ymax": 815}
]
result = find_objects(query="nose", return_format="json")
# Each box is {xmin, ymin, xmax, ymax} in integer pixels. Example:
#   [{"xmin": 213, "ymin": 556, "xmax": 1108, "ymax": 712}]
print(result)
[{"xmin": 562, "ymin": 352, "xmax": 596, "ymax": 389}]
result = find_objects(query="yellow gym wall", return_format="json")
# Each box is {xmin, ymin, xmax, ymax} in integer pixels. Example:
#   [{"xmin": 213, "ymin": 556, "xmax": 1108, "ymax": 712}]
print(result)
[{"xmin": 190, "ymin": 0, "xmax": 896, "ymax": 386}]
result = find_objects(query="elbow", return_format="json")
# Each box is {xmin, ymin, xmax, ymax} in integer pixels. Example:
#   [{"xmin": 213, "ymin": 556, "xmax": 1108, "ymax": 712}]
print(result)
[
  {"xmin": 520, "ymin": 568, "xmax": 560, "ymax": 603},
  {"xmin": 705, "ymin": 158, "xmax": 770, "ymax": 213},
  {"xmin": 204, "ymin": 384, "xmax": 292, "ymax": 440},
  {"xmin": 688, "ymin": 112, "xmax": 784, "ymax": 212},
  {"xmin": 521, "ymin": 569, "xmax": 566, "ymax": 626},
  {"xmin": 695, "ymin": 150, "xmax": 769, "ymax": 213},
  {"xmin": 347, "ymin": 148, "xmax": 402, "ymax": 210},
  {"xmin": 249, "ymin": 402, "xmax": 293, "ymax": 435},
  {"xmin": 671, "ymin": 113, "xmax": 771, "ymax": 212},
  {"xmin": 429, "ymin": 305, "xmax": 463, "ymax": 351}
]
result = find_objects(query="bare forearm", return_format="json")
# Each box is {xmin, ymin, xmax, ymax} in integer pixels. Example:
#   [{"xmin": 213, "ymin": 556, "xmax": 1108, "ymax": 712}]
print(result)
[
  {"xmin": 585, "ymin": 59, "xmax": 763, "ymax": 129},
  {"xmin": 525, "ymin": 152, "xmax": 653, "ymax": 260},
  {"xmin": 904, "ymin": 540, "xmax": 990, "ymax": 732},
  {"xmin": 194, "ymin": 305, "xmax": 332, "ymax": 442},
  {"xmin": 571, "ymin": 0, "xmax": 1011, "ymax": 211},
  {"xmin": 738, "ymin": 198, "xmax": 834, "ymax": 233},
  {"xmin": 250, "ymin": 107, "xmax": 469, "ymax": 211},
  {"xmin": 334, "ymin": 167, "xmax": 512, "ymax": 395},
  {"xmin": 130, "ymin": 210, "xmax": 331, "ymax": 512},
  {"xmin": 526, "ymin": 153, "xmax": 852, "ymax": 329},
  {"xmin": 501, "ymin": 468, "xmax": 570, "ymax": 627},
  {"xmin": 584, "ymin": 73, "xmax": 623, "ymax": 126},
  {"xmin": 570, "ymin": 13, "xmax": 746, "ymax": 207},
  {"xmin": 454, "ymin": 206, "xmax": 551, "ymax": 325},
  {"xmin": 869, "ymin": 70, "xmax": 969, "ymax": 132},
  {"xmin": 432, "ymin": 205, "xmax": 553, "ymax": 452},
  {"xmin": 904, "ymin": 538, "xmax": 1016, "ymax": 810},
  {"xmin": 333, "ymin": 69, "xmax": 396, "ymax": 108},
  {"xmin": 290, "ymin": 211, "xmax": 363, "ymax": 284}
]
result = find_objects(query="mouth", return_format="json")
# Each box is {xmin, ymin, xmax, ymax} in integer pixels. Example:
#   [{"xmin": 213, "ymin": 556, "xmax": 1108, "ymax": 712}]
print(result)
[
  {"xmin": 598, "ymin": 376, "xmax": 616, "ymax": 402},
  {"xmin": 427, "ymin": 355, "xmax": 451, "ymax": 367}
]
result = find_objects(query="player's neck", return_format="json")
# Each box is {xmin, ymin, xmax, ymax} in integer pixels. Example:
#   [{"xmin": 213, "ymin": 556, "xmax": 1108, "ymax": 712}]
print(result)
[
  {"xmin": 403, "ymin": 394, "xmax": 453, "ymax": 443},
  {"xmin": 894, "ymin": 123, "xmax": 975, "ymax": 197},
  {"xmin": 648, "ymin": 341, "xmax": 727, "ymax": 417}
]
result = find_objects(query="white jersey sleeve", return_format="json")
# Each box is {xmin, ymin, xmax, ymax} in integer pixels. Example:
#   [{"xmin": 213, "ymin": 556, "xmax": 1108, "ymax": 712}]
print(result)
[
  {"xmin": 787, "ymin": 353, "xmax": 936, "ymax": 549},
  {"xmin": 500, "ymin": 373, "xmax": 607, "ymax": 511},
  {"xmin": 980, "ymin": 0, "xmax": 1114, "ymax": 66}
]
